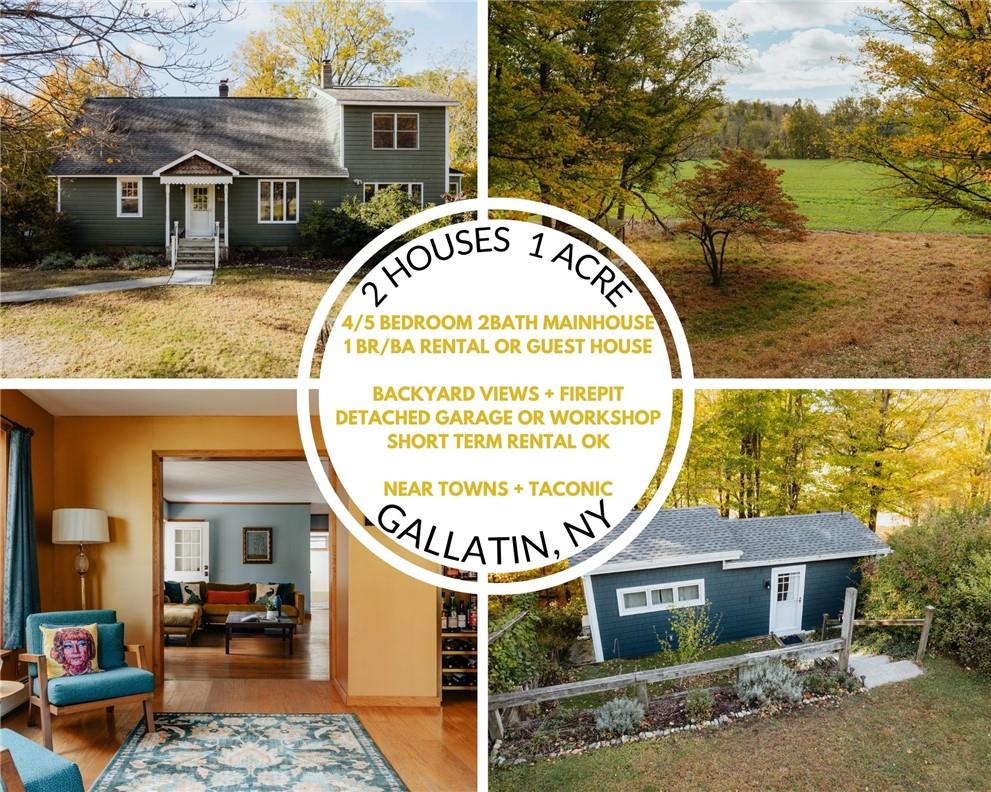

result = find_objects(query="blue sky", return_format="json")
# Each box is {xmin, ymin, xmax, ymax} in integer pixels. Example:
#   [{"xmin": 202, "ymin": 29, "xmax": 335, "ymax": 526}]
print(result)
[
  {"xmin": 160, "ymin": 0, "xmax": 477, "ymax": 95},
  {"xmin": 685, "ymin": 0, "xmax": 884, "ymax": 109}
]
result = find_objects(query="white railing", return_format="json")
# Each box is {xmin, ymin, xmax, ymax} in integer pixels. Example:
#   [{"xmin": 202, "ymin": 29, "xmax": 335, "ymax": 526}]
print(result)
[
  {"xmin": 214, "ymin": 221, "xmax": 220, "ymax": 270},
  {"xmin": 170, "ymin": 221, "xmax": 179, "ymax": 270}
]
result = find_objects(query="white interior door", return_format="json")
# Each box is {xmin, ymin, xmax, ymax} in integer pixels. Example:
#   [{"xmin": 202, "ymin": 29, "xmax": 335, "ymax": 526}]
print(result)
[
  {"xmin": 187, "ymin": 186, "xmax": 214, "ymax": 236},
  {"xmin": 164, "ymin": 520, "xmax": 210, "ymax": 582},
  {"xmin": 769, "ymin": 565, "xmax": 805, "ymax": 634}
]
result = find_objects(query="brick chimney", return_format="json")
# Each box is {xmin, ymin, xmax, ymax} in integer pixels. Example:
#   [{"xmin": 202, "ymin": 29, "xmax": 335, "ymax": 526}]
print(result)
[
  {"xmin": 320, "ymin": 60, "xmax": 333, "ymax": 89},
  {"xmin": 218, "ymin": 79, "xmax": 229, "ymax": 98}
]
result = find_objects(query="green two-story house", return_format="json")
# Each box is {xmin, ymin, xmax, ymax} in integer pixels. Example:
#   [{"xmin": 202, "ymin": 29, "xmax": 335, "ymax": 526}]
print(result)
[{"xmin": 50, "ymin": 66, "xmax": 460, "ymax": 267}]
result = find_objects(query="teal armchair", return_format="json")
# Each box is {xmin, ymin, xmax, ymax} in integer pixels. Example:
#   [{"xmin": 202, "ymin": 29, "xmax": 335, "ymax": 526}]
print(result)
[
  {"xmin": 19, "ymin": 610, "xmax": 155, "ymax": 751},
  {"xmin": 0, "ymin": 728, "xmax": 84, "ymax": 792}
]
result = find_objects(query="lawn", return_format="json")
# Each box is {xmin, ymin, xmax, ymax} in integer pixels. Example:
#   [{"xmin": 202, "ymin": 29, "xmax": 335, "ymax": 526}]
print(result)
[
  {"xmin": 491, "ymin": 658, "xmax": 991, "ymax": 792},
  {"xmin": 1, "ymin": 267, "xmax": 169, "ymax": 291},
  {"xmin": 1, "ymin": 266, "xmax": 337, "ymax": 377},
  {"xmin": 637, "ymin": 231, "xmax": 991, "ymax": 377},
  {"xmin": 642, "ymin": 160, "xmax": 989, "ymax": 234}
]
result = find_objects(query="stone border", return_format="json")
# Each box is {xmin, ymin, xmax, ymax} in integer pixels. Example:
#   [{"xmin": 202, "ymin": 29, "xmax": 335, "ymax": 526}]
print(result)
[{"xmin": 491, "ymin": 688, "xmax": 867, "ymax": 766}]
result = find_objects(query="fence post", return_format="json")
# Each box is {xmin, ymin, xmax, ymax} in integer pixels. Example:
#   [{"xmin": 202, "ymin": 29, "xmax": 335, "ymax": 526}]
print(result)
[
  {"xmin": 636, "ymin": 682, "xmax": 649, "ymax": 709},
  {"xmin": 488, "ymin": 708, "xmax": 504, "ymax": 742},
  {"xmin": 838, "ymin": 587, "xmax": 858, "ymax": 673},
  {"xmin": 820, "ymin": 613, "xmax": 830, "ymax": 641},
  {"xmin": 916, "ymin": 606, "xmax": 935, "ymax": 664}
]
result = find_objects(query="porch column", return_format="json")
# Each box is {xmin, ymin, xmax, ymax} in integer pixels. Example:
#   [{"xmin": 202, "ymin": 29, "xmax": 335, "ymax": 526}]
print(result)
[
  {"xmin": 165, "ymin": 183, "xmax": 171, "ymax": 248},
  {"xmin": 223, "ymin": 182, "xmax": 229, "ymax": 248}
]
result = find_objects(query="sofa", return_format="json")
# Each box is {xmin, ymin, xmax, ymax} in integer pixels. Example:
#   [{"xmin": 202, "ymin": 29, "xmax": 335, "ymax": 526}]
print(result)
[{"xmin": 163, "ymin": 582, "xmax": 305, "ymax": 643}]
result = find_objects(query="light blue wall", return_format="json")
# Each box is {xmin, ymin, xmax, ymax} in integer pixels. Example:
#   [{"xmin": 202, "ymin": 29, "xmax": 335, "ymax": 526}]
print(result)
[
  {"xmin": 167, "ymin": 502, "xmax": 312, "ymax": 611},
  {"xmin": 589, "ymin": 558, "xmax": 860, "ymax": 660}
]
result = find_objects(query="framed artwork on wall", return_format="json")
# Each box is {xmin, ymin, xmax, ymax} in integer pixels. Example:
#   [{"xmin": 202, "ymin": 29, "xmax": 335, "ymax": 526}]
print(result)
[{"xmin": 243, "ymin": 527, "xmax": 273, "ymax": 563}]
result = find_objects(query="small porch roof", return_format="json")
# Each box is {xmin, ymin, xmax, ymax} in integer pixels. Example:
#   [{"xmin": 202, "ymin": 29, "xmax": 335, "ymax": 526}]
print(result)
[{"xmin": 154, "ymin": 150, "xmax": 238, "ymax": 184}]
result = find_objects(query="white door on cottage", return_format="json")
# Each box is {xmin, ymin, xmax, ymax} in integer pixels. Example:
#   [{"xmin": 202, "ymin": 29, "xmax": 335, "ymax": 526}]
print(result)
[
  {"xmin": 769, "ymin": 564, "xmax": 805, "ymax": 635},
  {"xmin": 187, "ymin": 186, "xmax": 214, "ymax": 237},
  {"xmin": 164, "ymin": 520, "xmax": 210, "ymax": 582}
]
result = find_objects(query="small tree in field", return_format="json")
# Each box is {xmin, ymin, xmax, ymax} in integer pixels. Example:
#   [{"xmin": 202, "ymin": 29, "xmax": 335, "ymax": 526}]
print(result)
[{"xmin": 669, "ymin": 149, "xmax": 807, "ymax": 286}]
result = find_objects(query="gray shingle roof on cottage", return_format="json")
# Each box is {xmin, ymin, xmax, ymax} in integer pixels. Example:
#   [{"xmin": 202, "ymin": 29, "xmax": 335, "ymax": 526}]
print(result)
[
  {"xmin": 316, "ymin": 86, "xmax": 457, "ymax": 105},
  {"xmin": 50, "ymin": 97, "xmax": 348, "ymax": 177},
  {"xmin": 572, "ymin": 507, "xmax": 890, "ymax": 571}
]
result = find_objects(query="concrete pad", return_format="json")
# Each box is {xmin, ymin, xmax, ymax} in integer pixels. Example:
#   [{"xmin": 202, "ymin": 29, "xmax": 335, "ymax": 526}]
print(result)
[
  {"xmin": 849, "ymin": 653, "xmax": 924, "ymax": 689},
  {"xmin": 1, "ymin": 276, "xmax": 172, "ymax": 304},
  {"xmin": 168, "ymin": 270, "xmax": 214, "ymax": 286}
]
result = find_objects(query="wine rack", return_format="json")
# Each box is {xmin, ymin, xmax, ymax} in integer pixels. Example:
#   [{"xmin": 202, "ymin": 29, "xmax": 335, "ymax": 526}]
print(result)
[{"xmin": 439, "ymin": 567, "xmax": 478, "ymax": 699}]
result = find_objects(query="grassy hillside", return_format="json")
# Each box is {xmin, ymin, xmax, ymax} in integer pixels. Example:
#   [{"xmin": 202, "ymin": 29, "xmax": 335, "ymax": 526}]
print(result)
[{"xmin": 644, "ymin": 160, "xmax": 989, "ymax": 234}]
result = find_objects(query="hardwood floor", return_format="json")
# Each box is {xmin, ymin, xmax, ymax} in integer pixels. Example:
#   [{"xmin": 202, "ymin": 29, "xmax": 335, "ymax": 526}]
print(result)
[
  {"xmin": 165, "ymin": 609, "xmax": 330, "ymax": 681},
  {"xmin": 8, "ymin": 609, "xmax": 478, "ymax": 791},
  {"xmin": 5, "ymin": 683, "xmax": 476, "ymax": 791}
]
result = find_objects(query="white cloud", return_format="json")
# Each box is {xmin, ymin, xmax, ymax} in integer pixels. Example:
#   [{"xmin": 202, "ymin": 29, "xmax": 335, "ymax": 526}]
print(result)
[
  {"xmin": 713, "ymin": 0, "xmax": 857, "ymax": 35},
  {"xmin": 720, "ymin": 27, "xmax": 863, "ymax": 91}
]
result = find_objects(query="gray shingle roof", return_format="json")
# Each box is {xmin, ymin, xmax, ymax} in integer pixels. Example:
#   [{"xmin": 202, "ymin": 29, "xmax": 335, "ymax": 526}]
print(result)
[
  {"xmin": 50, "ymin": 97, "xmax": 347, "ymax": 177},
  {"xmin": 317, "ymin": 86, "xmax": 457, "ymax": 105},
  {"xmin": 573, "ymin": 508, "xmax": 890, "ymax": 571}
]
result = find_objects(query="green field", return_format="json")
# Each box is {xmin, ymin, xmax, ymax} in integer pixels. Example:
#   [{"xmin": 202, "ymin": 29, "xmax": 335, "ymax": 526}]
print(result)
[{"xmin": 644, "ymin": 160, "xmax": 988, "ymax": 234}]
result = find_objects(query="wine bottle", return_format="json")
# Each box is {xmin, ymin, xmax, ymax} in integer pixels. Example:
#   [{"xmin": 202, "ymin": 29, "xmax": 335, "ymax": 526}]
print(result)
[
  {"xmin": 448, "ymin": 594, "xmax": 458, "ymax": 632},
  {"xmin": 457, "ymin": 600, "xmax": 467, "ymax": 630},
  {"xmin": 468, "ymin": 595, "xmax": 478, "ymax": 630},
  {"xmin": 440, "ymin": 598, "xmax": 448, "ymax": 631}
]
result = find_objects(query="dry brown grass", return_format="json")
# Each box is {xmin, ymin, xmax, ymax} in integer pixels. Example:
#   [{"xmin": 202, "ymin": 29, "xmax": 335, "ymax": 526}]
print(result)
[
  {"xmin": 1, "ymin": 267, "xmax": 170, "ymax": 292},
  {"xmin": 634, "ymin": 231, "xmax": 991, "ymax": 377}
]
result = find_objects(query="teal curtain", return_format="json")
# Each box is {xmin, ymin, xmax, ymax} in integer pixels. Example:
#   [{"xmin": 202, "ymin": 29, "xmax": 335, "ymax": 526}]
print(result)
[{"xmin": 3, "ymin": 427, "xmax": 40, "ymax": 649}]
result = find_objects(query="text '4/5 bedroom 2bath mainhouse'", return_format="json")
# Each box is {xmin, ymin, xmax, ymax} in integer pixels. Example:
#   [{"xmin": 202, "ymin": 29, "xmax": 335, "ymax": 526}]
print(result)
[{"xmin": 49, "ymin": 62, "xmax": 460, "ymax": 268}]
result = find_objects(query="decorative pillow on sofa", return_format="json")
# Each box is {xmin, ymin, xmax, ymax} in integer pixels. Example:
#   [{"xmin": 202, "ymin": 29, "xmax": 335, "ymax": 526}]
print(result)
[
  {"xmin": 181, "ymin": 582, "xmax": 204, "ymax": 604},
  {"xmin": 164, "ymin": 581, "xmax": 182, "ymax": 604},
  {"xmin": 276, "ymin": 582, "xmax": 294, "ymax": 603},
  {"xmin": 207, "ymin": 589, "xmax": 251, "ymax": 605},
  {"xmin": 40, "ymin": 623, "xmax": 102, "ymax": 679},
  {"xmin": 254, "ymin": 583, "xmax": 281, "ymax": 608}
]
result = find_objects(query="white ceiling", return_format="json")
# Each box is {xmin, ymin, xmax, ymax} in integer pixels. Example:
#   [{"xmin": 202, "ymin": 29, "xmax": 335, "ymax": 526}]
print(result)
[
  {"xmin": 18, "ymin": 388, "xmax": 318, "ymax": 416},
  {"xmin": 164, "ymin": 460, "xmax": 331, "ymax": 513}
]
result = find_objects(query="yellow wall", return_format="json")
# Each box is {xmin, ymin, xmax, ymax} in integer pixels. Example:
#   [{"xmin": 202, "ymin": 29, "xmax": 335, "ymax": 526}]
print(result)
[{"xmin": 14, "ymin": 406, "xmax": 441, "ymax": 701}]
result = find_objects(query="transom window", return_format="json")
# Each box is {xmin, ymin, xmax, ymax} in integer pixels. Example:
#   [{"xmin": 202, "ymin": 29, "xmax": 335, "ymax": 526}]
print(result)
[
  {"xmin": 617, "ymin": 579, "xmax": 706, "ymax": 616},
  {"xmin": 258, "ymin": 179, "xmax": 299, "ymax": 223},
  {"xmin": 363, "ymin": 182, "xmax": 423, "ymax": 208},
  {"xmin": 116, "ymin": 177, "xmax": 142, "ymax": 217},
  {"xmin": 372, "ymin": 113, "xmax": 418, "ymax": 149}
]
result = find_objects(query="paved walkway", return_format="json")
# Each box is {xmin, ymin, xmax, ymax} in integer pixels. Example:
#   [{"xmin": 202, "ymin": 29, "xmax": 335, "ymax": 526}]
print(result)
[
  {"xmin": 849, "ymin": 653, "xmax": 924, "ymax": 689},
  {"xmin": 1, "ymin": 269, "xmax": 214, "ymax": 304}
]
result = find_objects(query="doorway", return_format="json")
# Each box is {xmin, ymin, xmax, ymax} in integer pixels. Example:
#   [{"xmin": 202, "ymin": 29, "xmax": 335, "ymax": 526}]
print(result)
[
  {"xmin": 186, "ymin": 185, "xmax": 214, "ymax": 237},
  {"xmin": 769, "ymin": 564, "xmax": 806, "ymax": 635}
]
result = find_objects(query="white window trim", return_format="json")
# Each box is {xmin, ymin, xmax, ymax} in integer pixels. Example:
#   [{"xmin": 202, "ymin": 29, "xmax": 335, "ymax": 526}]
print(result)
[
  {"xmin": 257, "ymin": 179, "xmax": 300, "ymax": 224},
  {"xmin": 362, "ymin": 182, "xmax": 424, "ymax": 209},
  {"xmin": 116, "ymin": 177, "xmax": 143, "ymax": 218},
  {"xmin": 371, "ymin": 112, "xmax": 420, "ymax": 150},
  {"xmin": 616, "ymin": 578, "xmax": 706, "ymax": 617}
]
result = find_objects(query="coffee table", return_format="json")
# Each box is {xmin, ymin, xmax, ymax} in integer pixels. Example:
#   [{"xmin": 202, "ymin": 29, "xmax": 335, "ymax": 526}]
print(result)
[{"xmin": 224, "ymin": 612, "xmax": 296, "ymax": 655}]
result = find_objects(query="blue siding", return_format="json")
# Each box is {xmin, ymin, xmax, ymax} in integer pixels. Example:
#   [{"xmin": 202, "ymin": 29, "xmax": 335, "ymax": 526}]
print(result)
[{"xmin": 590, "ymin": 558, "xmax": 860, "ymax": 660}]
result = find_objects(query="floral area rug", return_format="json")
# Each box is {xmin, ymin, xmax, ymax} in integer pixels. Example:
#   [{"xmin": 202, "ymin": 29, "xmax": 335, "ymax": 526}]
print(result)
[{"xmin": 91, "ymin": 712, "xmax": 408, "ymax": 791}]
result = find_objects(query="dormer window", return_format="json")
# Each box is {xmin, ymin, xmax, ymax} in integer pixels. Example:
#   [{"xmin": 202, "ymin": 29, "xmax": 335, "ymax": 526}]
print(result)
[{"xmin": 372, "ymin": 113, "xmax": 418, "ymax": 149}]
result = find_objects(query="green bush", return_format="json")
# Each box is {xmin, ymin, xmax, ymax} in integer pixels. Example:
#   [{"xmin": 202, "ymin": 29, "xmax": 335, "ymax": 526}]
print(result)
[
  {"xmin": 537, "ymin": 598, "xmax": 584, "ymax": 666},
  {"xmin": 683, "ymin": 688, "xmax": 715, "ymax": 723},
  {"xmin": 1, "ymin": 194, "xmax": 75, "ymax": 264},
  {"xmin": 39, "ymin": 251, "xmax": 75, "ymax": 270},
  {"xmin": 736, "ymin": 660, "xmax": 802, "ymax": 708},
  {"xmin": 801, "ymin": 671, "xmax": 840, "ymax": 697},
  {"xmin": 488, "ymin": 595, "xmax": 542, "ymax": 694},
  {"xmin": 594, "ymin": 697, "xmax": 644, "ymax": 736},
  {"xmin": 298, "ymin": 199, "xmax": 374, "ymax": 259},
  {"xmin": 75, "ymin": 251, "xmax": 110, "ymax": 269},
  {"xmin": 118, "ymin": 253, "xmax": 160, "ymax": 270},
  {"xmin": 657, "ymin": 601, "xmax": 721, "ymax": 665},
  {"xmin": 860, "ymin": 505, "xmax": 991, "ymax": 674}
]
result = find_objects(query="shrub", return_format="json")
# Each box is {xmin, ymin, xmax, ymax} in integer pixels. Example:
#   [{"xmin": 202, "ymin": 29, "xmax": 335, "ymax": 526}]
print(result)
[
  {"xmin": 352, "ymin": 185, "xmax": 422, "ymax": 230},
  {"xmin": 75, "ymin": 251, "xmax": 110, "ymax": 269},
  {"xmin": 683, "ymin": 688, "xmax": 715, "ymax": 723},
  {"xmin": 118, "ymin": 253, "xmax": 159, "ymax": 270},
  {"xmin": 658, "ymin": 601, "xmax": 721, "ymax": 665},
  {"xmin": 39, "ymin": 251, "xmax": 75, "ymax": 270},
  {"xmin": 801, "ymin": 671, "xmax": 840, "ymax": 697},
  {"xmin": 537, "ymin": 598, "xmax": 585, "ymax": 666},
  {"xmin": 594, "ymin": 697, "xmax": 644, "ymax": 736},
  {"xmin": 860, "ymin": 505, "xmax": 991, "ymax": 674},
  {"xmin": 488, "ymin": 595, "xmax": 542, "ymax": 695},
  {"xmin": 298, "ymin": 199, "xmax": 374, "ymax": 259},
  {"xmin": 736, "ymin": 660, "xmax": 803, "ymax": 708}
]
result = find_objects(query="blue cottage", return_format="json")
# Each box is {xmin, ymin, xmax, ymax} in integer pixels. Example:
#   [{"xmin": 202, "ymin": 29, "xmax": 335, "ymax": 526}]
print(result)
[{"xmin": 576, "ymin": 508, "xmax": 890, "ymax": 662}]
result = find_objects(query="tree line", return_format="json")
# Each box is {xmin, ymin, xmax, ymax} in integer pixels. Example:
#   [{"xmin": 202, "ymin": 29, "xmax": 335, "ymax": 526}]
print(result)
[{"xmin": 664, "ymin": 390, "xmax": 991, "ymax": 531}]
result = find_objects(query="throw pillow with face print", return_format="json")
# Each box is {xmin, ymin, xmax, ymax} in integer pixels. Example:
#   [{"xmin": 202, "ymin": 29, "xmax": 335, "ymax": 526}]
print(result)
[{"xmin": 40, "ymin": 624, "xmax": 102, "ymax": 679}]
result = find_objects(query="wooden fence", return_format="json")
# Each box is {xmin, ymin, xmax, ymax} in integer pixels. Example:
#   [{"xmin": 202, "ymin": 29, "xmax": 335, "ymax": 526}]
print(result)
[
  {"xmin": 488, "ymin": 587, "xmax": 868, "ymax": 741},
  {"xmin": 821, "ymin": 604, "xmax": 935, "ymax": 664}
]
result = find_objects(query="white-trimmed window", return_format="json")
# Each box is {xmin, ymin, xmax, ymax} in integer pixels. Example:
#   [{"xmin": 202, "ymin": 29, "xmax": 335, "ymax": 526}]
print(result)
[
  {"xmin": 363, "ymin": 182, "xmax": 423, "ymax": 208},
  {"xmin": 116, "ymin": 177, "xmax": 142, "ymax": 217},
  {"xmin": 258, "ymin": 179, "xmax": 299, "ymax": 223},
  {"xmin": 372, "ymin": 113, "xmax": 418, "ymax": 149},
  {"xmin": 616, "ymin": 579, "xmax": 705, "ymax": 616},
  {"xmin": 448, "ymin": 176, "xmax": 462, "ymax": 194}
]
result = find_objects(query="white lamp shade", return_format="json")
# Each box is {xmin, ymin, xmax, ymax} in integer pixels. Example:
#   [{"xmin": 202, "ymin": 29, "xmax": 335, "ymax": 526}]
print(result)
[{"xmin": 52, "ymin": 508, "xmax": 109, "ymax": 545}]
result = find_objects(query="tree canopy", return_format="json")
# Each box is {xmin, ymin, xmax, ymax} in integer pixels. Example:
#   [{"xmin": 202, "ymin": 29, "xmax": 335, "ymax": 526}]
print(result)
[{"xmin": 232, "ymin": 32, "xmax": 307, "ymax": 98}]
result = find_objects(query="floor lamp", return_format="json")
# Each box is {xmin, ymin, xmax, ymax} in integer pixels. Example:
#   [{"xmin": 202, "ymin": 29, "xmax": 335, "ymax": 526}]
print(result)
[{"xmin": 53, "ymin": 508, "xmax": 109, "ymax": 610}]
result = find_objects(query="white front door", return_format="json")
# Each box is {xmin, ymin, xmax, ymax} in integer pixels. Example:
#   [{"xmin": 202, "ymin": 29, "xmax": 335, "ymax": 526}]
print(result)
[
  {"xmin": 769, "ymin": 565, "xmax": 805, "ymax": 635},
  {"xmin": 164, "ymin": 520, "xmax": 210, "ymax": 582},
  {"xmin": 187, "ymin": 186, "xmax": 214, "ymax": 237}
]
